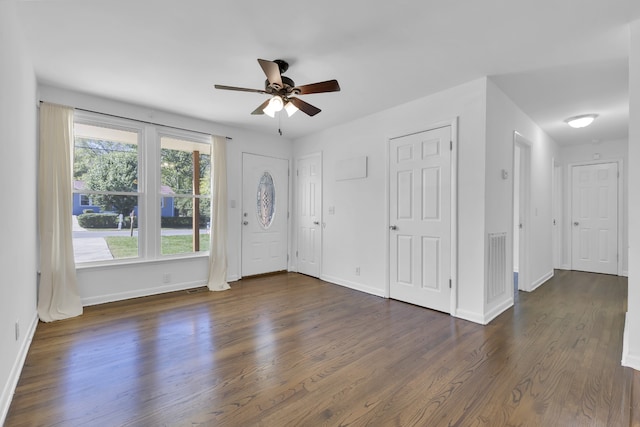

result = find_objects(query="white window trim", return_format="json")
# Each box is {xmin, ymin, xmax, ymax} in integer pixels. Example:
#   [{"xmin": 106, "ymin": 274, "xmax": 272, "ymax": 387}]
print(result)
[{"xmin": 72, "ymin": 112, "xmax": 212, "ymax": 266}]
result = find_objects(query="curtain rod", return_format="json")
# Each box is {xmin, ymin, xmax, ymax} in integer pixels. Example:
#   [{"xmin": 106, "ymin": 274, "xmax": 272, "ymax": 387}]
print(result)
[{"xmin": 38, "ymin": 101, "xmax": 232, "ymax": 140}]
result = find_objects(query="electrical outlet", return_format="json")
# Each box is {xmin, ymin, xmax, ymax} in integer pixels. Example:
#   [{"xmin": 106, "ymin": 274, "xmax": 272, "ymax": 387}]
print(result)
[
  {"xmin": 355, "ymin": 267, "xmax": 360, "ymax": 276},
  {"xmin": 163, "ymin": 273, "xmax": 171, "ymax": 283},
  {"xmin": 15, "ymin": 320, "xmax": 19, "ymax": 341}
]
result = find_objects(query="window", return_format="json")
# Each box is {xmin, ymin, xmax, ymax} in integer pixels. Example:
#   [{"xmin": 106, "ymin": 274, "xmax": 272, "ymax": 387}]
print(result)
[
  {"xmin": 160, "ymin": 135, "xmax": 211, "ymax": 256},
  {"xmin": 79, "ymin": 194, "xmax": 92, "ymax": 206},
  {"xmin": 72, "ymin": 113, "xmax": 212, "ymax": 264},
  {"xmin": 257, "ymin": 171, "xmax": 276, "ymax": 229},
  {"xmin": 73, "ymin": 121, "xmax": 140, "ymax": 263}
]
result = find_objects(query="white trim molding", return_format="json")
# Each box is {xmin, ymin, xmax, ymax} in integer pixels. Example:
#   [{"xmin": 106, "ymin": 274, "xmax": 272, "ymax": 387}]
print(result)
[
  {"xmin": 0, "ymin": 313, "xmax": 38, "ymax": 426},
  {"xmin": 622, "ymin": 312, "xmax": 640, "ymax": 371}
]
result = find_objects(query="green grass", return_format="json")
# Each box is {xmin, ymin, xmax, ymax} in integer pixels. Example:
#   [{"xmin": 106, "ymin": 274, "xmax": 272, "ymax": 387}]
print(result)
[
  {"xmin": 105, "ymin": 233, "xmax": 210, "ymax": 258},
  {"xmin": 104, "ymin": 236, "xmax": 138, "ymax": 258}
]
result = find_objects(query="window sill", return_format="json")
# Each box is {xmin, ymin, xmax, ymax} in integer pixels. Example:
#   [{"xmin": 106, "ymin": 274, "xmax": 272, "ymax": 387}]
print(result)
[{"xmin": 75, "ymin": 252, "xmax": 210, "ymax": 270}]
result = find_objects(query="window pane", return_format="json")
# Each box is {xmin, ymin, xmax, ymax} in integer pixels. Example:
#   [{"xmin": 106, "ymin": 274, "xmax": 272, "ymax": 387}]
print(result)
[
  {"xmin": 161, "ymin": 198, "xmax": 210, "ymax": 256},
  {"xmin": 160, "ymin": 137, "xmax": 210, "ymax": 196},
  {"xmin": 160, "ymin": 136, "xmax": 211, "ymax": 256},
  {"xmin": 257, "ymin": 171, "xmax": 276, "ymax": 229},
  {"xmin": 74, "ymin": 125, "xmax": 139, "ymax": 194},
  {"xmin": 73, "ymin": 196, "xmax": 139, "ymax": 263},
  {"xmin": 73, "ymin": 123, "xmax": 140, "ymax": 264}
]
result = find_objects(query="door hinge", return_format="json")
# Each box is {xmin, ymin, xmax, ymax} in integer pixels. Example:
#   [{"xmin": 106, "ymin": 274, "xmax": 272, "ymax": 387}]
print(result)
[
  {"xmin": 296, "ymin": 251, "xmax": 298, "ymax": 257},
  {"xmin": 449, "ymin": 279, "xmax": 452, "ymax": 289},
  {"xmin": 287, "ymin": 254, "xmax": 289, "ymax": 262},
  {"xmin": 297, "ymin": 169, "xmax": 299, "ymax": 176},
  {"xmin": 450, "ymin": 140, "xmax": 453, "ymax": 151},
  {"xmin": 287, "ymin": 211, "xmax": 290, "ymax": 219}
]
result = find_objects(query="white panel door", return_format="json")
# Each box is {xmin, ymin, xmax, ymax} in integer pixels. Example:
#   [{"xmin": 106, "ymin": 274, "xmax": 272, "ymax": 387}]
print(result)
[
  {"xmin": 571, "ymin": 163, "xmax": 618, "ymax": 275},
  {"xmin": 389, "ymin": 126, "xmax": 451, "ymax": 313},
  {"xmin": 296, "ymin": 153, "xmax": 322, "ymax": 277},
  {"xmin": 242, "ymin": 153, "xmax": 289, "ymax": 277}
]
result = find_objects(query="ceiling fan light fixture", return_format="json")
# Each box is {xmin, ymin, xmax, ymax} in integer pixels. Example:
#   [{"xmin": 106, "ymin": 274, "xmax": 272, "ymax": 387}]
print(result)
[
  {"xmin": 263, "ymin": 96, "xmax": 284, "ymax": 118},
  {"xmin": 284, "ymin": 101, "xmax": 298, "ymax": 117},
  {"xmin": 270, "ymin": 95, "xmax": 284, "ymax": 111},
  {"xmin": 565, "ymin": 114, "xmax": 598, "ymax": 129}
]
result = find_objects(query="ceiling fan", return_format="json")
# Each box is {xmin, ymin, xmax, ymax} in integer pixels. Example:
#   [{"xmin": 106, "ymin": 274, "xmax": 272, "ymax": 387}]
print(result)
[{"xmin": 214, "ymin": 59, "xmax": 340, "ymax": 117}]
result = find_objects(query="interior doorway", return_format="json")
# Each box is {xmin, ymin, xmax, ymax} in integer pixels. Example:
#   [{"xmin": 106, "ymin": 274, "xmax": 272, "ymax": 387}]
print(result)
[
  {"xmin": 570, "ymin": 162, "xmax": 619, "ymax": 275},
  {"xmin": 513, "ymin": 132, "xmax": 531, "ymax": 292},
  {"xmin": 295, "ymin": 152, "xmax": 322, "ymax": 278},
  {"xmin": 552, "ymin": 161, "xmax": 563, "ymax": 269},
  {"xmin": 388, "ymin": 125, "xmax": 453, "ymax": 313}
]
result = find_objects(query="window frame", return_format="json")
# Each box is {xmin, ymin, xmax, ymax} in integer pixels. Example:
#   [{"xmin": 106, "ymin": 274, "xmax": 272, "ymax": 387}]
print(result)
[
  {"xmin": 158, "ymin": 128, "xmax": 213, "ymax": 258},
  {"xmin": 71, "ymin": 112, "xmax": 213, "ymax": 266}
]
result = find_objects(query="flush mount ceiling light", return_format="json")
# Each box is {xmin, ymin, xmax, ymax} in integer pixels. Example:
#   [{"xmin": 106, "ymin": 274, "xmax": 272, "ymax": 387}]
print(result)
[{"xmin": 565, "ymin": 114, "xmax": 598, "ymax": 129}]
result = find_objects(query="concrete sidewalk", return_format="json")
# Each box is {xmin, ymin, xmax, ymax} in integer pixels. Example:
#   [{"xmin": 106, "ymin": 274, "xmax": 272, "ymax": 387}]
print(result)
[{"xmin": 72, "ymin": 216, "xmax": 114, "ymax": 263}]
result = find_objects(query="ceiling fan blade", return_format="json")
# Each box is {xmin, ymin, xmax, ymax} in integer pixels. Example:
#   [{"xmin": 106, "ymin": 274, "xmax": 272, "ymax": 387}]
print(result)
[
  {"xmin": 294, "ymin": 80, "xmax": 341, "ymax": 95},
  {"xmin": 258, "ymin": 59, "xmax": 283, "ymax": 88},
  {"xmin": 251, "ymin": 99, "xmax": 271, "ymax": 115},
  {"xmin": 214, "ymin": 84, "xmax": 268, "ymax": 94},
  {"xmin": 289, "ymin": 97, "xmax": 321, "ymax": 116}
]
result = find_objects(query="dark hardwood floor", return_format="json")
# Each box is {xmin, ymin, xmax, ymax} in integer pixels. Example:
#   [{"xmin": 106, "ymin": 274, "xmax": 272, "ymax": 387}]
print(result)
[{"xmin": 5, "ymin": 270, "xmax": 634, "ymax": 426}]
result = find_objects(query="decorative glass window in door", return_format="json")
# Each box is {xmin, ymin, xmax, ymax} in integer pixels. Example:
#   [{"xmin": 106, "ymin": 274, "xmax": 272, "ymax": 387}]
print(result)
[{"xmin": 257, "ymin": 171, "xmax": 276, "ymax": 229}]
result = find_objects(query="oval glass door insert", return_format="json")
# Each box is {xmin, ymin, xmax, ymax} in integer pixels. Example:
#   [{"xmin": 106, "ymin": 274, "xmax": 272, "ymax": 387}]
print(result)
[{"xmin": 256, "ymin": 171, "xmax": 276, "ymax": 229}]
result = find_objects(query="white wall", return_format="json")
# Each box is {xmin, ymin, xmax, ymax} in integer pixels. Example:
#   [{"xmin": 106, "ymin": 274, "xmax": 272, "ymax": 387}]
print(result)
[
  {"xmin": 623, "ymin": 19, "xmax": 640, "ymax": 371},
  {"xmin": 39, "ymin": 85, "xmax": 293, "ymax": 304},
  {"xmin": 293, "ymin": 78, "xmax": 488, "ymax": 320},
  {"xmin": 0, "ymin": 0, "xmax": 39, "ymax": 423},
  {"xmin": 485, "ymin": 79, "xmax": 559, "ymax": 318},
  {"xmin": 559, "ymin": 139, "xmax": 628, "ymax": 274}
]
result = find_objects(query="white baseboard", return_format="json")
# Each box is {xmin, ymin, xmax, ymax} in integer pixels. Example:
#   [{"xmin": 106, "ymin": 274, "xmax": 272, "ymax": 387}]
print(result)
[
  {"xmin": 320, "ymin": 274, "xmax": 386, "ymax": 298},
  {"xmin": 527, "ymin": 269, "xmax": 554, "ymax": 292},
  {"xmin": 453, "ymin": 309, "xmax": 485, "ymax": 325},
  {"xmin": 81, "ymin": 280, "xmax": 207, "ymax": 306},
  {"xmin": 484, "ymin": 298, "xmax": 513, "ymax": 324},
  {"xmin": 1, "ymin": 312, "xmax": 38, "ymax": 426},
  {"xmin": 622, "ymin": 312, "xmax": 640, "ymax": 371},
  {"xmin": 226, "ymin": 274, "xmax": 240, "ymax": 283}
]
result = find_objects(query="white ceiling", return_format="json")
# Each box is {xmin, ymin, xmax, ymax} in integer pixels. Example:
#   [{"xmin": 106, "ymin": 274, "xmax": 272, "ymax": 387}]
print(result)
[{"xmin": 16, "ymin": 0, "xmax": 640, "ymax": 144}]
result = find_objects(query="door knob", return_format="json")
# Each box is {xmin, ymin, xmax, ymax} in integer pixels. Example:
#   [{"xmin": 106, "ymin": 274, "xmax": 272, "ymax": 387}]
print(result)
[
  {"xmin": 389, "ymin": 225, "xmax": 398, "ymax": 230},
  {"xmin": 573, "ymin": 221, "xmax": 579, "ymax": 226},
  {"xmin": 313, "ymin": 221, "xmax": 320, "ymax": 225},
  {"xmin": 243, "ymin": 221, "xmax": 249, "ymax": 225}
]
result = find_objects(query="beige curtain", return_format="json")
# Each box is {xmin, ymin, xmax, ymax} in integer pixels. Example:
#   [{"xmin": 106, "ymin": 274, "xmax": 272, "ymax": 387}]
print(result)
[
  {"xmin": 38, "ymin": 103, "xmax": 83, "ymax": 322},
  {"xmin": 207, "ymin": 136, "xmax": 230, "ymax": 291}
]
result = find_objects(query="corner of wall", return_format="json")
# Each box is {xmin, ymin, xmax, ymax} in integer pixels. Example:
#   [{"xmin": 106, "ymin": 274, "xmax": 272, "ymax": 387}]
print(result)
[
  {"xmin": 0, "ymin": 313, "xmax": 38, "ymax": 425},
  {"xmin": 623, "ymin": 312, "xmax": 640, "ymax": 371}
]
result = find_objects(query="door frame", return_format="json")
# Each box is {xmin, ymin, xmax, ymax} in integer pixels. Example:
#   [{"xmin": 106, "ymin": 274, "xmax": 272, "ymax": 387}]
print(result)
[
  {"xmin": 240, "ymin": 152, "xmax": 291, "ymax": 278},
  {"xmin": 385, "ymin": 118, "xmax": 458, "ymax": 315},
  {"xmin": 513, "ymin": 132, "xmax": 531, "ymax": 292},
  {"xmin": 293, "ymin": 151, "xmax": 323, "ymax": 277},
  {"xmin": 568, "ymin": 158, "xmax": 623, "ymax": 276},
  {"xmin": 552, "ymin": 159, "xmax": 563, "ymax": 269}
]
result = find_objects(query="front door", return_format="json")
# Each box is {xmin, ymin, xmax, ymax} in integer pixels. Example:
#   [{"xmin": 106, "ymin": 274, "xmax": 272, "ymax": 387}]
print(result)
[
  {"xmin": 571, "ymin": 162, "xmax": 618, "ymax": 275},
  {"xmin": 242, "ymin": 153, "xmax": 289, "ymax": 277},
  {"xmin": 389, "ymin": 126, "xmax": 452, "ymax": 313},
  {"xmin": 296, "ymin": 153, "xmax": 322, "ymax": 278}
]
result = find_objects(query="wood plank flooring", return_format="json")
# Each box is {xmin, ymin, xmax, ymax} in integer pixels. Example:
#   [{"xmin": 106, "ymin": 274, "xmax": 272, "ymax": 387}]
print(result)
[{"xmin": 5, "ymin": 270, "xmax": 634, "ymax": 426}]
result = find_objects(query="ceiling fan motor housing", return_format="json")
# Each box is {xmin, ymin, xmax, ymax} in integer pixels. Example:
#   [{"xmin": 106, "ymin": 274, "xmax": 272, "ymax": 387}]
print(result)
[{"xmin": 265, "ymin": 76, "xmax": 298, "ymax": 96}]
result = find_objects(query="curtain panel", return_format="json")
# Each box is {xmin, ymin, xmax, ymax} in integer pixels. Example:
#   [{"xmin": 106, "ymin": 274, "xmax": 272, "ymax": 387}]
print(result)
[
  {"xmin": 38, "ymin": 103, "xmax": 83, "ymax": 322},
  {"xmin": 207, "ymin": 136, "xmax": 230, "ymax": 291}
]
